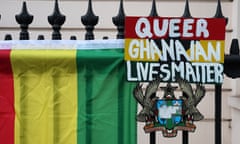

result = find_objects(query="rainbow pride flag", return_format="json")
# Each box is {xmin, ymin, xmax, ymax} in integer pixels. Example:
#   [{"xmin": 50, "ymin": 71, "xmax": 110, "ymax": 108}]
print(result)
[{"xmin": 0, "ymin": 40, "xmax": 137, "ymax": 144}]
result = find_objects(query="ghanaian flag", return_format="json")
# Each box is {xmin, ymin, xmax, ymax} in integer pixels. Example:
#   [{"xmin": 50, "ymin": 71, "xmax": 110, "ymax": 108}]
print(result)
[{"xmin": 0, "ymin": 40, "xmax": 136, "ymax": 144}]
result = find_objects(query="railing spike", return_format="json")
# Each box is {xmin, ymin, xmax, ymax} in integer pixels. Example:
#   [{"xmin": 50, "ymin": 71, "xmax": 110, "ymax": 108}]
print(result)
[
  {"xmin": 214, "ymin": 0, "xmax": 228, "ymax": 25},
  {"xmin": 103, "ymin": 36, "xmax": 109, "ymax": 40},
  {"xmin": 81, "ymin": 0, "xmax": 99, "ymax": 40},
  {"xmin": 4, "ymin": 34, "xmax": 12, "ymax": 40},
  {"xmin": 149, "ymin": 0, "xmax": 158, "ymax": 17},
  {"xmin": 230, "ymin": 39, "xmax": 240, "ymax": 55},
  {"xmin": 112, "ymin": 0, "xmax": 125, "ymax": 39},
  {"xmin": 48, "ymin": 0, "xmax": 66, "ymax": 40},
  {"xmin": 182, "ymin": 0, "xmax": 192, "ymax": 18},
  {"xmin": 15, "ymin": 1, "xmax": 33, "ymax": 40},
  {"xmin": 70, "ymin": 36, "xmax": 77, "ymax": 40},
  {"xmin": 224, "ymin": 39, "xmax": 240, "ymax": 78},
  {"xmin": 37, "ymin": 35, "xmax": 45, "ymax": 40}
]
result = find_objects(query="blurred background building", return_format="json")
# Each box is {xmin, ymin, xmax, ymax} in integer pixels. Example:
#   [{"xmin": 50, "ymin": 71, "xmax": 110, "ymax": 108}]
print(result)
[{"xmin": 0, "ymin": 0, "xmax": 239, "ymax": 144}]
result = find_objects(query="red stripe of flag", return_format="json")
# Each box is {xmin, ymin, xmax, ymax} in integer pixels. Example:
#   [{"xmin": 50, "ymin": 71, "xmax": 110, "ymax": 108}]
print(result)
[{"xmin": 0, "ymin": 50, "xmax": 15, "ymax": 144}]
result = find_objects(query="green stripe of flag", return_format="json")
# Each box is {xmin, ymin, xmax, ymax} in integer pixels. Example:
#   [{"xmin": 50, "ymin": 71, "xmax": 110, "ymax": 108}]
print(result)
[{"xmin": 76, "ymin": 48, "xmax": 137, "ymax": 144}]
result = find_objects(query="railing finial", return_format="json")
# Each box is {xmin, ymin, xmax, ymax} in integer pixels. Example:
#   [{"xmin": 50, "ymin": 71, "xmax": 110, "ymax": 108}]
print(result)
[
  {"xmin": 149, "ymin": 0, "xmax": 158, "ymax": 17},
  {"xmin": 48, "ymin": 0, "xmax": 66, "ymax": 40},
  {"xmin": 182, "ymin": 0, "xmax": 192, "ymax": 18},
  {"xmin": 224, "ymin": 39, "xmax": 240, "ymax": 78},
  {"xmin": 70, "ymin": 36, "xmax": 77, "ymax": 40},
  {"xmin": 81, "ymin": 0, "xmax": 99, "ymax": 40},
  {"xmin": 230, "ymin": 39, "xmax": 240, "ymax": 55},
  {"xmin": 112, "ymin": 0, "xmax": 126, "ymax": 39},
  {"xmin": 4, "ymin": 34, "xmax": 12, "ymax": 40},
  {"xmin": 37, "ymin": 35, "xmax": 45, "ymax": 40},
  {"xmin": 15, "ymin": 1, "xmax": 33, "ymax": 40},
  {"xmin": 214, "ymin": 0, "xmax": 228, "ymax": 25}
]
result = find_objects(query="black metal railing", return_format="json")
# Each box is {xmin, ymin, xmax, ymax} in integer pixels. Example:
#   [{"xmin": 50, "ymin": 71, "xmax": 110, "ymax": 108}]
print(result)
[{"xmin": 1, "ymin": 0, "xmax": 240, "ymax": 144}]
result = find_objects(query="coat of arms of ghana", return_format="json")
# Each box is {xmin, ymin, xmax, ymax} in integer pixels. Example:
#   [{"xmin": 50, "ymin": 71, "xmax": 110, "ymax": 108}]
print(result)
[{"xmin": 133, "ymin": 77, "xmax": 206, "ymax": 137}]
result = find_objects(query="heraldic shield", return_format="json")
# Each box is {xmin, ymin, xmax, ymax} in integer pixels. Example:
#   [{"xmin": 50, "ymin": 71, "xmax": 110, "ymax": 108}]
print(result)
[
  {"xmin": 156, "ymin": 99, "xmax": 183, "ymax": 130},
  {"xmin": 133, "ymin": 77, "xmax": 206, "ymax": 137}
]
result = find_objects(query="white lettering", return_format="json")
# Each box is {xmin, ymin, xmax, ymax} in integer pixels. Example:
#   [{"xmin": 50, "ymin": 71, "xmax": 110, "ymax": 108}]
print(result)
[
  {"xmin": 127, "ymin": 61, "xmax": 138, "ymax": 81},
  {"xmin": 196, "ymin": 19, "xmax": 209, "ymax": 38},
  {"xmin": 154, "ymin": 19, "xmax": 168, "ymax": 37},
  {"xmin": 161, "ymin": 39, "xmax": 175, "ymax": 61},
  {"xmin": 134, "ymin": 18, "xmax": 210, "ymax": 38},
  {"xmin": 149, "ymin": 63, "xmax": 159, "ymax": 81},
  {"xmin": 183, "ymin": 19, "xmax": 194, "ymax": 37},
  {"xmin": 139, "ymin": 39, "xmax": 150, "ymax": 59},
  {"xmin": 195, "ymin": 41, "xmax": 208, "ymax": 61},
  {"xmin": 175, "ymin": 40, "xmax": 191, "ymax": 61},
  {"xmin": 160, "ymin": 64, "xmax": 171, "ymax": 81},
  {"xmin": 185, "ymin": 62, "xmax": 197, "ymax": 82},
  {"xmin": 138, "ymin": 62, "xmax": 149, "ymax": 81},
  {"xmin": 208, "ymin": 41, "xmax": 221, "ymax": 62},
  {"xmin": 129, "ymin": 39, "xmax": 139, "ymax": 59},
  {"xmin": 169, "ymin": 19, "xmax": 181, "ymax": 37},
  {"xmin": 135, "ymin": 17, "xmax": 152, "ymax": 38}
]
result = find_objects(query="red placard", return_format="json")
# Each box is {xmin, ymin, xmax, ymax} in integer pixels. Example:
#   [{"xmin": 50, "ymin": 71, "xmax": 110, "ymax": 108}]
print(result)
[
  {"xmin": 125, "ymin": 17, "xmax": 225, "ymax": 40},
  {"xmin": 124, "ymin": 16, "xmax": 226, "ymax": 84}
]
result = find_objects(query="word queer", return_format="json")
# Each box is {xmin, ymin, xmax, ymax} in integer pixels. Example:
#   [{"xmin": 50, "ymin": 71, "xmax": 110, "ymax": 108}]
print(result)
[{"xmin": 135, "ymin": 17, "xmax": 209, "ymax": 39}]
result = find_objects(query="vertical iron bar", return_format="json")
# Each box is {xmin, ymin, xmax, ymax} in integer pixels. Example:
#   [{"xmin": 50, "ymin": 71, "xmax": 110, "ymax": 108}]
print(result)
[
  {"xmin": 48, "ymin": 2, "xmax": 65, "ymax": 144},
  {"xmin": 215, "ymin": 84, "xmax": 222, "ymax": 144},
  {"xmin": 182, "ymin": 92, "xmax": 189, "ymax": 144},
  {"xmin": 150, "ymin": 132, "xmax": 156, "ymax": 144},
  {"xmin": 16, "ymin": 3, "xmax": 31, "ymax": 144},
  {"xmin": 182, "ymin": 131, "xmax": 189, "ymax": 144},
  {"xmin": 48, "ymin": 1, "xmax": 65, "ymax": 143},
  {"xmin": 213, "ymin": 1, "xmax": 225, "ymax": 144},
  {"xmin": 81, "ymin": 1, "xmax": 97, "ymax": 143},
  {"xmin": 181, "ymin": 0, "xmax": 191, "ymax": 141},
  {"xmin": 149, "ymin": 1, "xmax": 158, "ymax": 143}
]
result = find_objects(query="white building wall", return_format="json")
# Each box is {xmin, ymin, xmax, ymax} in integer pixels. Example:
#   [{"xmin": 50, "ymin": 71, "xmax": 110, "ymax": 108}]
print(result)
[{"xmin": 0, "ymin": 0, "xmax": 237, "ymax": 144}]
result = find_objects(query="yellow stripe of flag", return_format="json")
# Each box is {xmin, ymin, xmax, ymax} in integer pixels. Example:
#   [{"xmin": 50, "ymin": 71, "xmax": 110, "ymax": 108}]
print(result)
[{"xmin": 11, "ymin": 50, "xmax": 77, "ymax": 144}]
